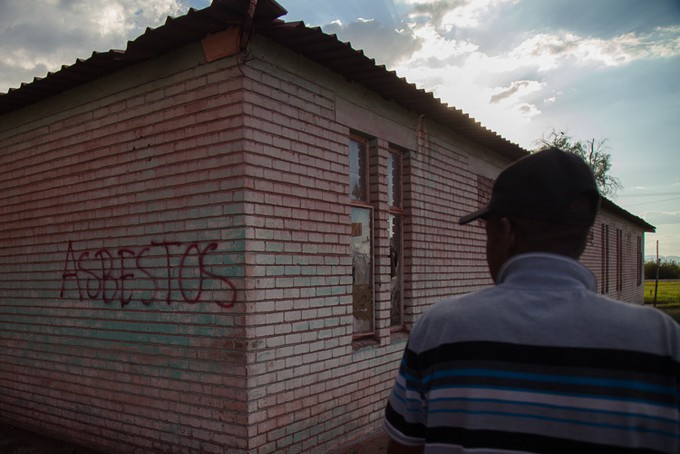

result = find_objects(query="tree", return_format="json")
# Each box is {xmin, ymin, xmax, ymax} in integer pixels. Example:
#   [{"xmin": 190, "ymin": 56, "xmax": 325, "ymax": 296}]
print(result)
[
  {"xmin": 645, "ymin": 259, "xmax": 680, "ymax": 280},
  {"xmin": 536, "ymin": 130, "xmax": 622, "ymax": 197}
]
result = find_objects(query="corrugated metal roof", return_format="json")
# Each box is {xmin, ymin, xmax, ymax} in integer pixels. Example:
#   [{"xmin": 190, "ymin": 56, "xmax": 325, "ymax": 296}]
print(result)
[
  {"xmin": 0, "ymin": 0, "xmax": 285, "ymax": 114},
  {"xmin": 0, "ymin": 0, "xmax": 524, "ymax": 159},
  {"xmin": 258, "ymin": 20, "xmax": 526, "ymax": 159}
]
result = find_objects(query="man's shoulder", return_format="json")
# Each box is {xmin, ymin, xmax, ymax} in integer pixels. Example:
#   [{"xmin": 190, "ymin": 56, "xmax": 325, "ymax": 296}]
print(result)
[
  {"xmin": 597, "ymin": 295, "xmax": 680, "ymax": 339},
  {"xmin": 407, "ymin": 288, "xmax": 502, "ymax": 349},
  {"xmin": 423, "ymin": 287, "xmax": 499, "ymax": 319},
  {"xmin": 409, "ymin": 287, "xmax": 680, "ymax": 359}
]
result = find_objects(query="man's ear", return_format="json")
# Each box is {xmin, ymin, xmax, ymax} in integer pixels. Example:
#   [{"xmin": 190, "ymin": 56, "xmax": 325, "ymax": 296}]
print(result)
[
  {"xmin": 498, "ymin": 217, "xmax": 518, "ymax": 253},
  {"xmin": 485, "ymin": 216, "xmax": 517, "ymax": 283}
]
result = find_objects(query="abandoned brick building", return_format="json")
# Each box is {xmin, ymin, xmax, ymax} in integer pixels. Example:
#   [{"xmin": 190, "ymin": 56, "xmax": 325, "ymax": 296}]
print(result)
[{"xmin": 0, "ymin": 0, "xmax": 654, "ymax": 452}]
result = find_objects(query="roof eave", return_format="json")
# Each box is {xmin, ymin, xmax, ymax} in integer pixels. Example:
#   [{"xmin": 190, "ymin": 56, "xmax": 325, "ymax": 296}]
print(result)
[{"xmin": 601, "ymin": 198, "xmax": 656, "ymax": 232}]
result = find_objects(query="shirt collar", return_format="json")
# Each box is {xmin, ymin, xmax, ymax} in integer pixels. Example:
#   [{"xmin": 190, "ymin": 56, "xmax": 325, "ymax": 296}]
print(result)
[{"xmin": 496, "ymin": 252, "xmax": 597, "ymax": 291}]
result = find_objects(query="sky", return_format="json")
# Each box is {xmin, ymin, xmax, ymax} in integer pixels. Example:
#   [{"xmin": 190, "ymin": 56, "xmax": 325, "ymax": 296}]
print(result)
[{"xmin": 1, "ymin": 0, "xmax": 679, "ymax": 258}]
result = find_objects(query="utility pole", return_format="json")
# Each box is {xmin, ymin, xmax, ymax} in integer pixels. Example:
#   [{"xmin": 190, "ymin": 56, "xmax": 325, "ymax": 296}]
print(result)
[{"xmin": 653, "ymin": 240, "xmax": 660, "ymax": 308}]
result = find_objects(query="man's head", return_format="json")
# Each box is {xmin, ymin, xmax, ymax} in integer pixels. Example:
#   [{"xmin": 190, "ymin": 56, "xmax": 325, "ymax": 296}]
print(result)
[{"xmin": 459, "ymin": 148, "xmax": 601, "ymax": 280}]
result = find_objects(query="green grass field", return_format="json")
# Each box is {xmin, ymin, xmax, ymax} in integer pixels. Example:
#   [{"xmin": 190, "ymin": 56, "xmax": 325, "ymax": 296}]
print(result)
[{"xmin": 644, "ymin": 280, "xmax": 680, "ymax": 323}]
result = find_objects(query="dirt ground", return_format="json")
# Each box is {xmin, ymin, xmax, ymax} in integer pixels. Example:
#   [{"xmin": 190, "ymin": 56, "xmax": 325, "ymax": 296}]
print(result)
[
  {"xmin": 327, "ymin": 430, "xmax": 389, "ymax": 454},
  {"xmin": 0, "ymin": 423, "xmax": 103, "ymax": 454},
  {"xmin": 0, "ymin": 422, "xmax": 388, "ymax": 454}
]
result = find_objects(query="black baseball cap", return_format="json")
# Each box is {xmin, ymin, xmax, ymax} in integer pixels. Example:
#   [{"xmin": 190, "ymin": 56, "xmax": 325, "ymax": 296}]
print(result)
[{"xmin": 459, "ymin": 147, "xmax": 600, "ymax": 226}]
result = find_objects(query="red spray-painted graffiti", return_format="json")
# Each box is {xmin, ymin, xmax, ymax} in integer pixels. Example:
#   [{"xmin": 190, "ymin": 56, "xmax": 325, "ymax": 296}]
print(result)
[{"xmin": 60, "ymin": 240, "xmax": 236, "ymax": 308}]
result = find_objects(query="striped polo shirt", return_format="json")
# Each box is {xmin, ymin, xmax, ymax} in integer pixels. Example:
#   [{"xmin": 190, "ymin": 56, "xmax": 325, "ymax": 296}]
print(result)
[{"xmin": 384, "ymin": 253, "xmax": 680, "ymax": 453}]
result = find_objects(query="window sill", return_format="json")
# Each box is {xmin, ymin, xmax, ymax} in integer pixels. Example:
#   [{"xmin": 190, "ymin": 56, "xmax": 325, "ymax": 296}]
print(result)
[
  {"xmin": 389, "ymin": 330, "xmax": 409, "ymax": 344},
  {"xmin": 352, "ymin": 336, "xmax": 379, "ymax": 350},
  {"xmin": 351, "ymin": 329, "xmax": 410, "ymax": 351}
]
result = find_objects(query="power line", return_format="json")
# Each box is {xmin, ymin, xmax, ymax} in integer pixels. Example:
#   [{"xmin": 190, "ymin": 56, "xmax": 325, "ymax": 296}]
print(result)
[
  {"xmin": 621, "ymin": 196, "xmax": 680, "ymax": 208},
  {"xmin": 616, "ymin": 192, "xmax": 680, "ymax": 198}
]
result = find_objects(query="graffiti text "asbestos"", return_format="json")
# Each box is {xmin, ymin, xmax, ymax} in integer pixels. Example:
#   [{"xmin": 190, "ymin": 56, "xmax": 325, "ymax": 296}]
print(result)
[{"xmin": 60, "ymin": 240, "xmax": 236, "ymax": 308}]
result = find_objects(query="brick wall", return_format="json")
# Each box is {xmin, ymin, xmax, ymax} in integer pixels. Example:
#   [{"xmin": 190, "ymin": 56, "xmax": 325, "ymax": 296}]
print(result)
[
  {"xmin": 405, "ymin": 133, "xmax": 497, "ymax": 322},
  {"xmin": 238, "ymin": 36, "xmax": 506, "ymax": 452},
  {"xmin": 582, "ymin": 209, "xmax": 646, "ymax": 304},
  {"xmin": 0, "ymin": 40, "xmax": 251, "ymax": 452},
  {"xmin": 239, "ymin": 49, "xmax": 358, "ymax": 452}
]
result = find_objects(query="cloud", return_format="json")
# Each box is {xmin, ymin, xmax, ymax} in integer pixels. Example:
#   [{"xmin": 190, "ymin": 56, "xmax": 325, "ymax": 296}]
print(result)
[
  {"xmin": 500, "ymin": 26, "xmax": 680, "ymax": 72},
  {"xmin": 322, "ymin": 18, "xmax": 421, "ymax": 67},
  {"xmin": 641, "ymin": 25, "xmax": 680, "ymax": 58},
  {"xmin": 404, "ymin": 0, "xmax": 518, "ymax": 30},
  {"xmin": 384, "ymin": 14, "xmax": 680, "ymax": 137},
  {"xmin": 490, "ymin": 80, "xmax": 542, "ymax": 103},
  {"xmin": 404, "ymin": 22, "xmax": 477, "ymax": 66},
  {"xmin": 289, "ymin": 1, "xmax": 680, "ymax": 159},
  {"xmin": 409, "ymin": 0, "xmax": 467, "ymax": 28},
  {"xmin": 0, "ymin": 0, "xmax": 197, "ymax": 91}
]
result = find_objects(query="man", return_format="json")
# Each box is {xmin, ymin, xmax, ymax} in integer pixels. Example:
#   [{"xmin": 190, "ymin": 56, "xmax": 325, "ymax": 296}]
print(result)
[{"xmin": 383, "ymin": 148, "xmax": 680, "ymax": 453}]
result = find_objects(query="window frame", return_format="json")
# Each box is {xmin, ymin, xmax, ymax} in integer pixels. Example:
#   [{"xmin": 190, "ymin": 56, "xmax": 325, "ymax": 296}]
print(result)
[
  {"xmin": 388, "ymin": 149, "xmax": 404, "ymax": 330},
  {"xmin": 349, "ymin": 135, "xmax": 375, "ymax": 338},
  {"xmin": 636, "ymin": 236, "xmax": 642, "ymax": 287},
  {"xmin": 616, "ymin": 228, "xmax": 623, "ymax": 292},
  {"xmin": 349, "ymin": 135, "xmax": 370, "ymax": 204},
  {"xmin": 601, "ymin": 223, "xmax": 610, "ymax": 294}
]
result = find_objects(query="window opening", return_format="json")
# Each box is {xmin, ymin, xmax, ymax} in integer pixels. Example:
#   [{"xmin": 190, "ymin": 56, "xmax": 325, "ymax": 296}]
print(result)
[
  {"xmin": 388, "ymin": 151, "xmax": 403, "ymax": 327},
  {"xmin": 616, "ymin": 228, "xmax": 623, "ymax": 292},
  {"xmin": 601, "ymin": 223, "xmax": 610, "ymax": 294},
  {"xmin": 350, "ymin": 137, "xmax": 373, "ymax": 335},
  {"xmin": 636, "ymin": 236, "xmax": 642, "ymax": 287}
]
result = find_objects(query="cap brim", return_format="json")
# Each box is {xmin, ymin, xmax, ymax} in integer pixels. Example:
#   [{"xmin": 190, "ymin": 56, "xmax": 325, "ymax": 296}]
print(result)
[{"xmin": 458, "ymin": 207, "xmax": 491, "ymax": 225}]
